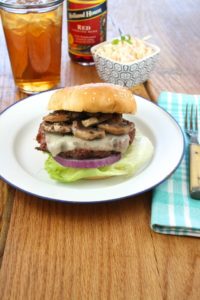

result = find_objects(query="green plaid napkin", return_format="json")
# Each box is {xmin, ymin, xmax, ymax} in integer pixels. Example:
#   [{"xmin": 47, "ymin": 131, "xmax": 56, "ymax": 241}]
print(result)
[{"xmin": 151, "ymin": 92, "xmax": 200, "ymax": 237}]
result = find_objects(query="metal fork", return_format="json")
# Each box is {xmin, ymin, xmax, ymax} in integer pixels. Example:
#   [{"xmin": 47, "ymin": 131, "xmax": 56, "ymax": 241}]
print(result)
[
  {"xmin": 184, "ymin": 104, "xmax": 200, "ymax": 199},
  {"xmin": 184, "ymin": 104, "xmax": 199, "ymax": 143}
]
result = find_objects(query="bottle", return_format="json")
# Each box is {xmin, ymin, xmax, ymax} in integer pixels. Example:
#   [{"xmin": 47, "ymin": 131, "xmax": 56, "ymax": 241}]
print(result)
[{"xmin": 67, "ymin": 0, "xmax": 107, "ymax": 65}]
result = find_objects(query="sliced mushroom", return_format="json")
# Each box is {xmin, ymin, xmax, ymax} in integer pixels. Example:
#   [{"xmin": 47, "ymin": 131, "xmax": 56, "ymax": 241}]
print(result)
[
  {"xmin": 41, "ymin": 122, "xmax": 72, "ymax": 134},
  {"xmin": 43, "ymin": 111, "xmax": 70, "ymax": 123},
  {"xmin": 110, "ymin": 113, "xmax": 122, "ymax": 123},
  {"xmin": 98, "ymin": 119, "xmax": 134, "ymax": 135},
  {"xmin": 81, "ymin": 117, "xmax": 99, "ymax": 127},
  {"xmin": 70, "ymin": 112, "xmax": 86, "ymax": 120},
  {"xmin": 72, "ymin": 121, "xmax": 105, "ymax": 140},
  {"xmin": 43, "ymin": 111, "xmax": 85, "ymax": 123},
  {"xmin": 81, "ymin": 114, "xmax": 113, "ymax": 127}
]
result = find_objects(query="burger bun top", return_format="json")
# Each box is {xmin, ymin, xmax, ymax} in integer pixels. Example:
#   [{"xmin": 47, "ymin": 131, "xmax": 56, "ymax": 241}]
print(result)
[{"xmin": 48, "ymin": 83, "xmax": 136, "ymax": 114}]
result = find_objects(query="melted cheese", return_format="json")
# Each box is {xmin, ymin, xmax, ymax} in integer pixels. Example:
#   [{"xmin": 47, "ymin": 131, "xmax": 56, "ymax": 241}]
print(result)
[{"xmin": 46, "ymin": 133, "xmax": 130, "ymax": 157}]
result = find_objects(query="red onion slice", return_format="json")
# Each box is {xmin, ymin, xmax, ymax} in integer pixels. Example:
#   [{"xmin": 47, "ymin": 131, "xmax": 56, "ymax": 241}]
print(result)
[{"xmin": 53, "ymin": 154, "xmax": 121, "ymax": 169}]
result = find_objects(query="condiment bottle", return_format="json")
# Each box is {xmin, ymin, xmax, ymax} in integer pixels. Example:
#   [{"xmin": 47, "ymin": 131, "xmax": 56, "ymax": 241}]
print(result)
[{"xmin": 67, "ymin": 0, "xmax": 107, "ymax": 65}]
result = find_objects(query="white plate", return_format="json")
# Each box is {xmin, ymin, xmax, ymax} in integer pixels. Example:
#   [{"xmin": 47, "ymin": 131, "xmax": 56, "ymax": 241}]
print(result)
[{"xmin": 0, "ymin": 91, "xmax": 185, "ymax": 203}]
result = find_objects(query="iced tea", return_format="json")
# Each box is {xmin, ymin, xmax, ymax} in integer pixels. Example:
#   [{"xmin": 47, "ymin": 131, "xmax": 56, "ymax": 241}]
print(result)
[{"xmin": 0, "ymin": 0, "xmax": 63, "ymax": 93}]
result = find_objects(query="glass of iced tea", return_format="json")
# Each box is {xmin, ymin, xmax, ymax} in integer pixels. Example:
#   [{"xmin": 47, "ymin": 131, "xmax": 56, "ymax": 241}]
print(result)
[{"xmin": 0, "ymin": 0, "xmax": 64, "ymax": 94}]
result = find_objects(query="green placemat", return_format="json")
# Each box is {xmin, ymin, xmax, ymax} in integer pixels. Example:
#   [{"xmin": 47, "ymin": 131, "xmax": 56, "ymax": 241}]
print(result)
[{"xmin": 151, "ymin": 92, "xmax": 200, "ymax": 237}]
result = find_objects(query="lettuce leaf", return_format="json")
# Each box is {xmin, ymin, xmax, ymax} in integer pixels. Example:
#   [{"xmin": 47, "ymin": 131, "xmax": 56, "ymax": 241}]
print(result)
[{"xmin": 45, "ymin": 132, "xmax": 154, "ymax": 183}]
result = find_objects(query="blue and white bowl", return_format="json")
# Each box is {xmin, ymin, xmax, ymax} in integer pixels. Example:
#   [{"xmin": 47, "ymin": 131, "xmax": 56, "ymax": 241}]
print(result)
[{"xmin": 91, "ymin": 40, "xmax": 160, "ymax": 87}]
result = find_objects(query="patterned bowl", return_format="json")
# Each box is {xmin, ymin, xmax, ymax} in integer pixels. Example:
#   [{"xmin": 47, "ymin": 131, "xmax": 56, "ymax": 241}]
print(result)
[{"xmin": 91, "ymin": 40, "xmax": 160, "ymax": 88}]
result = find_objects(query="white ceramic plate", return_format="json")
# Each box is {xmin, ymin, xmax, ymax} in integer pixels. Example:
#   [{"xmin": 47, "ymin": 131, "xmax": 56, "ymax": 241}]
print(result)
[{"xmin": 0, "ymin": 91, "xmax": 185, "ymax": 203}]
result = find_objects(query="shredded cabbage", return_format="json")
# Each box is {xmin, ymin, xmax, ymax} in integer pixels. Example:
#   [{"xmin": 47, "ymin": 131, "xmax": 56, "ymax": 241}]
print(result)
[{"xmin": 45, "ymin": 132, "xmax": 154, "ymax": 183}]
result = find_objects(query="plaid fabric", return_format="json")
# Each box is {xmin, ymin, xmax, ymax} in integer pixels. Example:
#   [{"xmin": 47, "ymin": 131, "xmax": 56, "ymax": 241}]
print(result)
[{"xmin": 151, "ymin": 92, "xmax": 200, "ymax": 237}]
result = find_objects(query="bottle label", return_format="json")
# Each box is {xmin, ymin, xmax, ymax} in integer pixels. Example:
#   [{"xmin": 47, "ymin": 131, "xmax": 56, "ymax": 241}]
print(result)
[{"xmin": 68, "ymin": 0, "xmax": 107, "ymax": 57}]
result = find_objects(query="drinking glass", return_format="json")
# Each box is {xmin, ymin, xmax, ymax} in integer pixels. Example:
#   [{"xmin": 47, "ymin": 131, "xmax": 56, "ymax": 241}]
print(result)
[{"xmin": 0, "ymin": 0, "xmax": 64, "ymax": 94}]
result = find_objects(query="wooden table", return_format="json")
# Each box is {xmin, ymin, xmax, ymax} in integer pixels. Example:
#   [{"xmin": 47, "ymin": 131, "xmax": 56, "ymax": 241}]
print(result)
[{"xmin": 0, "ymin": 0, "xmax": 200, "ymax": 299}]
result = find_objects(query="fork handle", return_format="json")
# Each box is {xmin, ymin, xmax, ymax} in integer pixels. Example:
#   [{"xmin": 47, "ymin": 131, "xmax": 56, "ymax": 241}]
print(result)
[{"xmin": 190, "ymin": 144, "xmax": 200, "ymax": 199}]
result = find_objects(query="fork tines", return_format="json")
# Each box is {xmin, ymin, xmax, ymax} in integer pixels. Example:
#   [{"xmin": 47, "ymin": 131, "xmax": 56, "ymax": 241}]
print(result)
[{"xmin": 185, "ymin": 103, "xmax": 199, "ymax": 132}]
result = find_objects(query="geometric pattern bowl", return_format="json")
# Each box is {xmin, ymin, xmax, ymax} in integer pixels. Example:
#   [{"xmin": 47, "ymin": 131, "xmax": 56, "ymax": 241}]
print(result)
[{"xmin": 91, "ymin": 41, "xmax": 160, "ymax": 88}]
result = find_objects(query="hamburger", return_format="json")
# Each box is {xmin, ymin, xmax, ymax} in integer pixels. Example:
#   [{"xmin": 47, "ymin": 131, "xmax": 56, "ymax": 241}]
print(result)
[{"xmin": 36, "ymin": 83, "xmax": 153, "ymax": 182}]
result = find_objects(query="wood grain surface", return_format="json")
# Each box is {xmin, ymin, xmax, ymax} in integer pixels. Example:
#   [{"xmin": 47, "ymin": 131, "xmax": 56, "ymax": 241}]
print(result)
[{"xmin": 0, "ymin": 0, "xmax": 200, "ymax": 299}]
